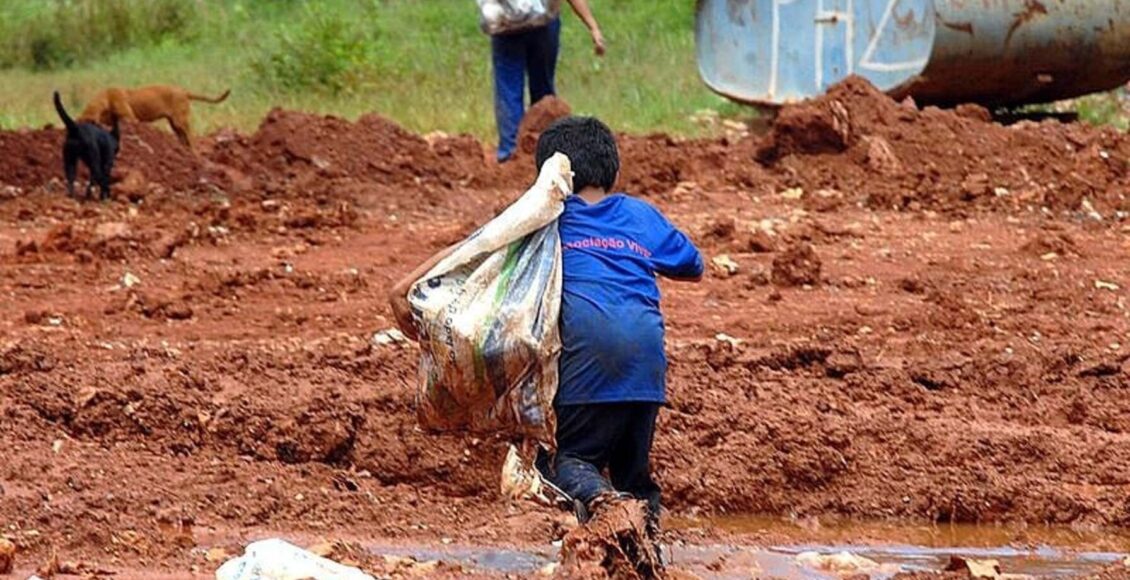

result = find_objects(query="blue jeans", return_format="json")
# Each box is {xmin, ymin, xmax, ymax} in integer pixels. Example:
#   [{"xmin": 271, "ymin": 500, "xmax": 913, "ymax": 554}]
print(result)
[
  {"xmin": 491, "ymin": 18, "xmax": 561, "ymax": 161},
  {"xmin": 536, "ymin": 402, "xmax": 662, "ymax": 521}
]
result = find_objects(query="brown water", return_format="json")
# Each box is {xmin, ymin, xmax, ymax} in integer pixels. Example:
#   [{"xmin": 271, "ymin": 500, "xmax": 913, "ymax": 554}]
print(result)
[
  {"xmin": 689, "ymin": 514, "xmax": 1130, "ymax": 552},
  {"xmin": 359, "ymin": 517, "xmax": 1129, "ymax": 578},
  {"xmin": 673, "ymin": 515, "xmax": 1130, "ymax": 578}
]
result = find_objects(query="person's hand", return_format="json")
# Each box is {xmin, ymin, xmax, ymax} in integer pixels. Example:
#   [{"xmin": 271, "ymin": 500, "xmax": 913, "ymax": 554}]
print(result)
[{"xmin": 591, "ymin": 27, "xmax": 606, "ymax": 56}]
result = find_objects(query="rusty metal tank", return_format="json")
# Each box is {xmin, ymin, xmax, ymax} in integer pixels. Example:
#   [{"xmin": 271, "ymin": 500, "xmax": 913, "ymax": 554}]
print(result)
[{"xmin": 695, "ymin": 0, "xmax": 1130, "ymax": 107}]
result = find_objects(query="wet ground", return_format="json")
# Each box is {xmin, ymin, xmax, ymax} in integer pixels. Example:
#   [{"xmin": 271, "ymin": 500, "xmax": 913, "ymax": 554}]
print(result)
[{"xmin": 1, "ymin": 78, "xmax": 1129, "ymax": 577}]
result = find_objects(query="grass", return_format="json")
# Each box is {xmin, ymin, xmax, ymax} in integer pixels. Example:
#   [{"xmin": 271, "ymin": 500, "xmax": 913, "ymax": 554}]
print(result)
[
  {"xmin": 0, "ymin": 0, "xmax": 747, "ymax": 142},
  {"xmin": 1073, "ymin": 90, "xmax": 1130, "ymax": 132},
  {"xmin": 1, "ymin": 0, "xmax": 1123, "ymax": 140}
]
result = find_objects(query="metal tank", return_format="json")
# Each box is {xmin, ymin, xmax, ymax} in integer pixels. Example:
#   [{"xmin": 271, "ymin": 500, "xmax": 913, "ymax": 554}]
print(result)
[{"xmin": 695, "ymin": 0, "xmax": 1130, "ymax": 107}]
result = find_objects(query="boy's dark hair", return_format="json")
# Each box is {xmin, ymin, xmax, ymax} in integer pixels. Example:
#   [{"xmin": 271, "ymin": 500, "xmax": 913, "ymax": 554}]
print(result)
[{"xmin": 535, "ymin": 116, "xmax": 619, "ymax": 192}]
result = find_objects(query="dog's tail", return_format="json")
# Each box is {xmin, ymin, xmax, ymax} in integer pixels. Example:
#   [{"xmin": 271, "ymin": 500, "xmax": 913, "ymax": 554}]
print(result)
[
  {"xmin": 187, "ymin": 88, "xmax": 231, "ymax": 104},
  {"xmin": 53, "ymin": 91, "xmax": 78, "ymax": 134}
]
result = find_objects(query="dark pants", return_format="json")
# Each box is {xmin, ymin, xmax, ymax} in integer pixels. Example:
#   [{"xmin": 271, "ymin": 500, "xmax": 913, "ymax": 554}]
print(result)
[
  {"xmin": 490, "ymin": 18, "xmax": 561, "ymax": 161},
  {"xmin": 537, "ymin": 402, "xmax": 662, "ymax": 520}
]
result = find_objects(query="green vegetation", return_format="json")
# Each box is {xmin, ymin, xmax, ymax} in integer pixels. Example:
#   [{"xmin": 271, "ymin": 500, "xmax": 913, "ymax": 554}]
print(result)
[
  {"xmin": 0, "ymin": 0, "xmax": 199, "ymax": 70},
  {"xmin": 0, "ymin": 0, "xmax": 747, "ymax": 141},
  {"xmin": 1, "ymin": 0, "xmax": 1123, "ymax": 139},
  {"xmin": 1073, "ymin": 91, "xmax": 1130, "ymax": 132}
]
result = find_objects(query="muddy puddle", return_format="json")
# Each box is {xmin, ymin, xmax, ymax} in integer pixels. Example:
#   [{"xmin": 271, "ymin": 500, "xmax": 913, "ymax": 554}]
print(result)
[{"xmin": 355, "ymin": 517, "xmax": 1129, "ymax": 578}]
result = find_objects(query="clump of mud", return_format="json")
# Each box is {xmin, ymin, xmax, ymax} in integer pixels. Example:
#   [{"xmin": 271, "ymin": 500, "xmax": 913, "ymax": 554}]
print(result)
[
  {"xmin": 772, "ymin": 242, "xmax": 822, "ymax": 287},
  {"xmin": 0, "ymin": 537, "xmax": 14, "ymax": 574},
  {"xmin": 557, "ymin": 499, "xmax": 662, "ymax": 579},
  {"xmin": 518, "ymin": 96, "xmax": 572, "ymax": 155},
  {"xmin": 1020, "ymin": 231, "xmax": 1082, "ymax": 257}
]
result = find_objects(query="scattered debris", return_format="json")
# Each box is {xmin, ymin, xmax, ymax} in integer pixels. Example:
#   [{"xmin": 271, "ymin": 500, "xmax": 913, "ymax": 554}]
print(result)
[
  {"xmin": 380, "ymin": 554, "xmax": 440, "ymax": 577},
  {"xmin": 1081, "ymin": 198, "xmax": 1103, "ymax": 221},
  {"xmin": 710, "ymin": 255, "xmax": 740, "ymax": 277},
  {"xmin": 945, "ymin": 555, "xmax": 1002, "ymax": 578},
  {"xmin": 121, "ymin": 272, "xmax": 141, "ymax": 289},
  {"xmin": 35, "ymin": 551, "xmax": 116, "ymax": 578},
  {"xmin": 715, "ymin": 333, "xmax": 742, "ymax": 348},
  {"xmin": 204, "ymin": 547, "xmax": 232, "ymax": 564},
  {"xmin": 796, "ymin": 550, "xmax": 881, "ymax": 574},
  {"xmin": 781, "ymin": 187, "xmax": 805, "ymax": 200},
  {"xmin": 1095, "ymin": 280, "xmax": 1120, "ymax": 291},
  {"xmin": 371, "ymin": 328, "xmax": 407, "ymax": 346}
]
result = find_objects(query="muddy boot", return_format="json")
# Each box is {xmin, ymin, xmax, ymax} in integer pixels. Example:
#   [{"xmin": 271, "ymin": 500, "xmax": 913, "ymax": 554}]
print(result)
[{"xmin": 559, "ymin": 495, "xmax": 663, "ymax": 579}]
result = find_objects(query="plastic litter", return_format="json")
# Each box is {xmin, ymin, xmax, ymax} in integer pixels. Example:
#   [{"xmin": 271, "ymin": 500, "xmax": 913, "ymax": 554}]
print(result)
[{"xmin": 214, "ymin": 538, "xmax": 373, "ymax": 580}]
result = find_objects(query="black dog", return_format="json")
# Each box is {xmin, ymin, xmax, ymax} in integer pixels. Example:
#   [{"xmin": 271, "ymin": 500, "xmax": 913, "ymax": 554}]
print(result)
[{"xmin": 53, "ymin": 91, "xmax": 119, "ymax": 200}]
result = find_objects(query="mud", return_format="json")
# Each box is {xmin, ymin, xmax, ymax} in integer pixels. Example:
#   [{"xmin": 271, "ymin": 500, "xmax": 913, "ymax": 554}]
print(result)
[
  {"xmin": 1, "ymin": 77, "xmax": 1129, "ymax": 577},
  {"xmin": 558, "ymin": 499, "xmax": 659, "ymax": 579},
  {"xmin": 517, "ymin": 96, "xmax": 573, "ymax": 156}
]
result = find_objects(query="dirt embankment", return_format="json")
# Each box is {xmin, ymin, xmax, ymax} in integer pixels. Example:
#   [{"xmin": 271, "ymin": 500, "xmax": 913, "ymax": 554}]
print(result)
[{"xmin": 0, "ymin": 77, "xmax": 1129, "ymax": 577}]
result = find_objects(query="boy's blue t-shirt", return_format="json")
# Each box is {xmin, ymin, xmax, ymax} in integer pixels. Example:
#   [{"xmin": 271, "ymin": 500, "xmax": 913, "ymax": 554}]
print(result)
[{"xmin": 556, "ymin": 193, "xmax": 703, "ymax": 406}]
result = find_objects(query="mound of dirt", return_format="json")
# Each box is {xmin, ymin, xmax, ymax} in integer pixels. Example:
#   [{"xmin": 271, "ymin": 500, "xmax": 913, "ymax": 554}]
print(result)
[
  {"xmin": 0, "ymin": 128, "xmax": 59, "ymax": 189},
  {"xmin": 518, "ymin": 96, "xmax": 572, "ymax": 156},
  {"xmin": 4, "ymin": 77, "xmax": 1127, "ymax": 218},
  {"xmin": 116, "ymin": 121, "xmax": 231, "ymax": 194},
  {"xmin": 208, "ymin": 109, "xmax": 497, "ymax": 206},
  {"xmin": 756, "ymin": 76, "xmax": 1130, "ymax": 214},
  {"xmin": 616, "ymin": 134, "xmax": 751, "ymax": 197},
  {"xmin": 0, "ymin": 120, "xmax": 228, "ymax": 197}
]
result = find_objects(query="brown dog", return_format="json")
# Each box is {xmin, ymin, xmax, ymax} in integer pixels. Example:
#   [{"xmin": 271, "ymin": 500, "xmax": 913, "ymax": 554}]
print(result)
[{"xmin": 79, "ymin": 85, "xmax": 230, "ymax": 150}]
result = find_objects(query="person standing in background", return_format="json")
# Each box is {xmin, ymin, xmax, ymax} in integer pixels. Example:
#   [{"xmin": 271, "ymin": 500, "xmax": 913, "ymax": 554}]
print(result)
[{"xmin": 478, "ymin": 0, "xmax": 605, "ymax": 163}]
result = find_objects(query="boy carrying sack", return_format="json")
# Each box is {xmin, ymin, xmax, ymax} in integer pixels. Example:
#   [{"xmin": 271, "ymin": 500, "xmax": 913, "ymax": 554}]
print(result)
[{"xmin": 389, "ymin": 117, "xmax": 702, "ymax": 563}]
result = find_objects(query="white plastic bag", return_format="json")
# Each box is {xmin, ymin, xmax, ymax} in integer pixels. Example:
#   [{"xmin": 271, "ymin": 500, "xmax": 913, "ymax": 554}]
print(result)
[
  {"xmin": 407, "ymin": 153, "xmax": 572, "ymax": 445},
  {"xmin": 477, "ymin": 0, "xmax": 562, "ymax": 35},
  {"xmin": 215, "ymin": 539, "xmax": 373, "ymax": 580}
]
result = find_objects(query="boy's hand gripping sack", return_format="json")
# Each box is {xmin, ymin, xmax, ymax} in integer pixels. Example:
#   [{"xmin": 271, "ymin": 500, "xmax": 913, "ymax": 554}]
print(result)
[{"xmin": 407, "ymin": 153, "xmax": 572, "ymax": 445}]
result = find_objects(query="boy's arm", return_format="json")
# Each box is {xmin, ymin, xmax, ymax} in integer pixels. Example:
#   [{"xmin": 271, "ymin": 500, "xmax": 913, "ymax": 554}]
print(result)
[
  {"xmin": 388, "ymin": 243, "xmax": 460, "ymax": 341},
  {"xmin": 650, "ymin": 213, "xmax": 705, "ymax": 283}
]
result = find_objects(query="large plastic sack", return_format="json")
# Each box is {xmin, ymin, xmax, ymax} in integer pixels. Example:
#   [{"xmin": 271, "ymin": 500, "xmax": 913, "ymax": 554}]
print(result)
[
  {"xmin": 477, "ymin": 0, "xmax": 562, "ymax": 36},
  {"xmin": 407, "ymin": 152, "xmax": 572, "ymax": 445}
]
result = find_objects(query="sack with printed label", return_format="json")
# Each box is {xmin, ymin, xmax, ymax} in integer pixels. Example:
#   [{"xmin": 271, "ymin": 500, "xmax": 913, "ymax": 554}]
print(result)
[{"xmin": 407, "ymin": 153, "xmax": 572, "ymax": 445}]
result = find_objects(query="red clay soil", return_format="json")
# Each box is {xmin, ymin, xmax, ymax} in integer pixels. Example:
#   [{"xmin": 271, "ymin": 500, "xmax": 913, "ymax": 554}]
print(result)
[
  {"xmin": 517, "ymin": 95, "xmax": 572, "ymax": 156},
  {"xmin": 1, "ymin": 78, "xmax": 1130, "ymax": 577}
]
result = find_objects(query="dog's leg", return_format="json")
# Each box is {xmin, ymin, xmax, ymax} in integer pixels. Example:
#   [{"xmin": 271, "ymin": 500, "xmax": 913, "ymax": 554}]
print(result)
[
  {"xmin": 84, "ymin": 148, "xmax": 102, "ymax": 200},
  {"xmin": 63, "ymin": 147, "xmax": 78, "ymax": 197},
  {"xmin": 169, "ymin": 115, "xmax": 193, "ymax": 151},
  {"xmin": 99, "ymin": 155, "xmax": 115, "ymax": 201}
]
